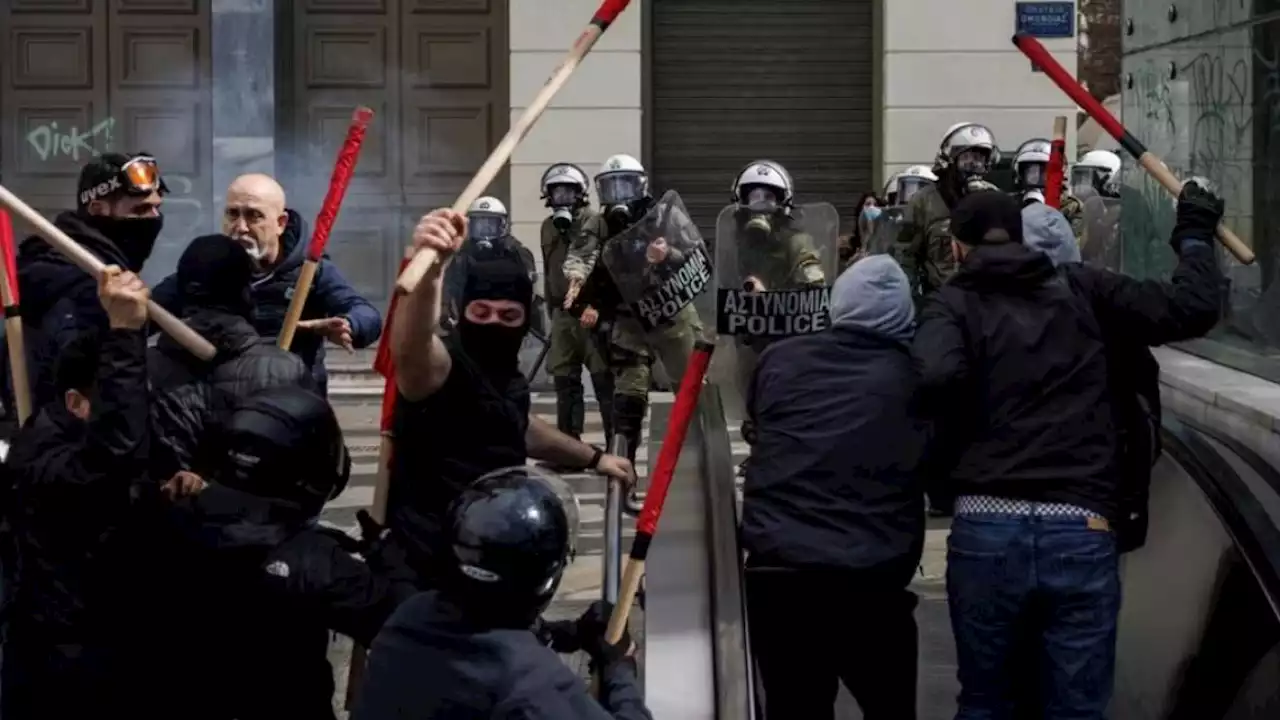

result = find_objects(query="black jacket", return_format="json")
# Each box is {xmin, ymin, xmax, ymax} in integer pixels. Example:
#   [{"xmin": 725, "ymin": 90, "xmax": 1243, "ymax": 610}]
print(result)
[
  {"xmin": 152, "ymin": 484, "xmax": 417, "ymax": 720},
  {"xmin": 2, "ymin": 329, "xmax": 150, "ymax": 714},
  {"xmin": 148, "ymin": 311, "xmax": 312, "ymax": 479},
  {"xmin": 742, "ymin": 325, "xmax": 927, "ymax": 587},
  {"xmin": 152, "ymin": 210, "xmax": 383, "ymax": 393},
  {"xmin": 352, "ymin": 590, "xmax": 651, "ymax": 720},
  {"xmin": 912, "ymin": 240, "xmax": 1220, "ymax": 519},
  {"xmin": 13, "ymin": 213, "xmax": 135, "ymax": 410}
]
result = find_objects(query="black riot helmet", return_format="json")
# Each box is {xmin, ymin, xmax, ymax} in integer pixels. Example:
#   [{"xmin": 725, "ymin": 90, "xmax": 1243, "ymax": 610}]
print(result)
[
  {"xmin": 445, "ymin": 466, "xmax": 581, "ymax": 628},
  {"xmin": 197, "ymin": 386, "xmax": 351, "ymax": 517}
]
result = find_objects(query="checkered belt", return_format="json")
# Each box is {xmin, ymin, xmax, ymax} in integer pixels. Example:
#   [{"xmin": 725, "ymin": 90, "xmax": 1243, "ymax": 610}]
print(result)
[{"xmin": 954, "ymin": 495, "xmax": 1102, "ymax": 519}]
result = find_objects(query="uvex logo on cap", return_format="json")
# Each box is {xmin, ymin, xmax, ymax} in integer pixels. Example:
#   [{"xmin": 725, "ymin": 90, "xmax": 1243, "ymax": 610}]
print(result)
[{"xmin": 80, "ymin": 177, "xmax": 121, "ymax": 205}]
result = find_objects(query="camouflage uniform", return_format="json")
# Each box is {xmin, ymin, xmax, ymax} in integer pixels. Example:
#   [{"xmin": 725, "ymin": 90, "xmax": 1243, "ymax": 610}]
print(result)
[
  {"xmin": 563, "ymin": 201, "xmax": 702, "ymax": 462},
  {"xmin": 890, "ymin": 182, "xmax": 955, "ymax": 302},
  {"xmin": 1059, "ymin": 192, "xmax": 1085, "ymax": 242},
  {"xmin": 541, "ymin": 209, "xmax": 612, "ymax": 440}
]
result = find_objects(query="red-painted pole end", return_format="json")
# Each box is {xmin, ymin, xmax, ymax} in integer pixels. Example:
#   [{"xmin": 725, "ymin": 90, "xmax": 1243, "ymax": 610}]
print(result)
[{"xmin": 592, "ymin": 0, "xmax": 631, "ymax": 26}]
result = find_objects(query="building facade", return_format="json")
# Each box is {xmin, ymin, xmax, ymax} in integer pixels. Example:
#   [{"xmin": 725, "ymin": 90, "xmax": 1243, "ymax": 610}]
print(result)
[{"xmin": 0, "ymin": 0, "xmax": 1077, "ymax": 307}]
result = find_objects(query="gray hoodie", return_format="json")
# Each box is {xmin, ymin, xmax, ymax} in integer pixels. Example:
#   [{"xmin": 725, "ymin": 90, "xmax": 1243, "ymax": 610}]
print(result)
[
  {"xmin": 1021, "ymin": 202, "xmax": 1081, "ymax": 267},
  {"xmin": 830, "ymin": 254, "xmax": 915, "ymax": 342}
]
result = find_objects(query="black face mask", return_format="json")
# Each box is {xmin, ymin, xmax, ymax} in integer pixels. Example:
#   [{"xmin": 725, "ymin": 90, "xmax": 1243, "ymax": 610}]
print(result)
[
  {"xmin": 86, "ymin": 213, "xmax": 164, "ymax": 271},
  {"xmin": 459, "ymin": 256, "xmax": 533, "ymax": 379}
]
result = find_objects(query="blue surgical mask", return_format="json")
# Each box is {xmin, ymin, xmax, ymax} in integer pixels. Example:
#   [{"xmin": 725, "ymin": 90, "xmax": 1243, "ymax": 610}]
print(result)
[{"xmin": 861, "ymin": 206, "xmax": 882, "ymax": 222}]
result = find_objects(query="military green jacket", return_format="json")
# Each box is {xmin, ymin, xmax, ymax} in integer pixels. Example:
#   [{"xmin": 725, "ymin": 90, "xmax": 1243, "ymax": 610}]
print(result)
[
  {"xmin": 562, "ymin": 210, "xmax": 610, "ymax": 283},
  {"xmin": 1059, "ymin": 192, "xmax": 1085, "ymax": 241},
  {"xmin": 541, "ymin": 207, "xmax": 596, "ymax": 308},
  {"xmin": 889, "ymin": 183, "xmax": 954, "ymax": 299},
  {"xmin": 734, "ymin": 226, "xmax": 825, "ymax": 290}
]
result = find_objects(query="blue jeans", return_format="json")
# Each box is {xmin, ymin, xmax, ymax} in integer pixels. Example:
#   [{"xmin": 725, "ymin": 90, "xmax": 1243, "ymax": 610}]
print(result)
[{"xmin": 947, "ymin": 513, "xmax": 1120, "ymax": 720}]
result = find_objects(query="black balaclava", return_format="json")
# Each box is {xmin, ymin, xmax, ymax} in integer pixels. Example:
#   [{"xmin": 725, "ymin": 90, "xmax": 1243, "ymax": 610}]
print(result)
[
  {"xmin": 176, "ymin": 234, "xmax": 256, "ymax": 318},
  {"xmin": 458, "ymin": 253, "xmax": 533, "ymax": 379}
]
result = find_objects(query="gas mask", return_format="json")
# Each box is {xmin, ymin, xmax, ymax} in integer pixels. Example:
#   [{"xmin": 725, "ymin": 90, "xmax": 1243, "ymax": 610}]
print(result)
[
  {"xmin": 85, "ymin": 213, "xmax": 164, "ymax": 272},
  {"xmin": 952, "ymin": 148, "xmax": 993, "ymax": 183},
  {"xmin": 546, "ymin": 184, "xmax": 581, "ymax": 232},
  {"xmin": 598, "ymin": 173, "xmax": 645, "ymax": 227},
  {"xmin": 740, "ymin": 187, "xmax": 781, "ymax": 240},
  {"xmin": 468, "ymin": 213, "xmax": 506, "ymax": 244},
  {"xmin": 551, "ymin": 207, "xmax": 574, "ymax": 232},
  {"xmin": 1017, "ymin": 162, "xmax": 1047, "ymax": 191}
]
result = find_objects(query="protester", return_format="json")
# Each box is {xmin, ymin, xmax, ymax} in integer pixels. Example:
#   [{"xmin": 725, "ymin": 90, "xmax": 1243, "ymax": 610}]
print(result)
[
  {"xmin": 912, "ymin": 186, "xmax": 1223, "ymax": 717},
  {"xmin": 841, "ymin": 191, "xmax": 882, "ymax": 262},
  {"xmin": 352, "ymin": 466, "xmax": 652, "ymax": 720},
  {"xmin": 148, "ymin": 235, "xmax": 311, "ymax": 479},
  {"xmin": 2, "ymin": 266, "xmax": 152, "ymax": 718},
  {"xmin": 387, "ymin": 209, "xmax": 634, "ymax": 585},
  {"xmin": 16, "ymin": 153, "xmax": 166, "ymax": 408},
  {"xmin": 152, "ymin": 173, "xmax": 381, "ymax": 394},
  {"xmin": 741, "ymin": 254, "xmax": 927, "ymax": 720},
  {"xmin": 154, "ymin": 386, "xmax": 417, "ymax": 720}
]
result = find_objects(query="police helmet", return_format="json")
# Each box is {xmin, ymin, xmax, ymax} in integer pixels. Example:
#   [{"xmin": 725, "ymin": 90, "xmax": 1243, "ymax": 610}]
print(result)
[
  {"xmin": 467, "ymin": 196, "xmax": 510, "ymax": 243},
  {"xmin": 595, "ymin": 154, "xmax": 649, "ymax": 207},
  {"xmin": 540, "ymin": 163, "xmax": 590, "ymax": 207},
  {"xmin": 936, "ymin": 122, "xmax": 1000, "ymax": 179},
  {"xmin": 1013, "ymin": 138, "xmax": 1052, "ymax": 190},
  {"xmin": 446, "ymin": 465, "xmax": 580, "ymax": 625},
  {"xmin": 1073, "ymin": 150, "xmax": 1122, "ymax": 197},
  {"xmin": 896, "ymin": 165, "xmax": 938, "ymax": 205},
  {"xmin": 731, "ymin": 160, "xmax": 794, "ymax": 209},
  {"xmin": 199, "ymin": 386, "xmax": 351, "ymax": 516},
  {"xmin": 882, "ymin": 172, "xmax": 903, "ymax": 204}
]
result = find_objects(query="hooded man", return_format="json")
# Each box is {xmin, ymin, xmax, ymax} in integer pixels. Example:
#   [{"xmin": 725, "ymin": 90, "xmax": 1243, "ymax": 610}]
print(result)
[
  {"xmin": 386, "ymin": 209, "xmax": 634, "ymax": 587},
  {"xmin": 152, "ymin": 174, "xmax": 382, "ymax": 394},
  {"xmin": 16, "ymin": 153, "xmax": 166, "ymax": 409},
  {"xmin": 148, "ymin": 235, "xmax": 312, "ymax": 480},
  {"xmin": 741, "ymin": 254, "xmax": 927, "ymax": 719}
]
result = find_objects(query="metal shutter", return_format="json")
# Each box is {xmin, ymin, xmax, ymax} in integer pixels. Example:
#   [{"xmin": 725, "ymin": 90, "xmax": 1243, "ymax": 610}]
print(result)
[{"xmin": 650, "ymin": 0, "xmax": 875, "ymax": 239}]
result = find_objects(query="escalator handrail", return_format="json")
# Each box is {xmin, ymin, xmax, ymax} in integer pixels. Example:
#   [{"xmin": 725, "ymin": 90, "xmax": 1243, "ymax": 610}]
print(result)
[
  {"xmin": 1176, "ymin": 413, "xmax": 1280, "ymax": 500},
  {"xmin": 697, "ymin": 383, "xmax": 755, "ymax": 719},
  {"xmin": 1160, "ymin": 416, "xmax": 1280, "ymax": 617}
]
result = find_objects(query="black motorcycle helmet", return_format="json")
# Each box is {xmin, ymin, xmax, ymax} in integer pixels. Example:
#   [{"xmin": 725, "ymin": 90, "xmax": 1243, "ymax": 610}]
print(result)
[
  {"xmin": 445, "ymin": 466, "xmax": 580, "ymax": 627},
  {"xmin": 196, "ymin": 386, "xmax": 351, "ymax": 517}
]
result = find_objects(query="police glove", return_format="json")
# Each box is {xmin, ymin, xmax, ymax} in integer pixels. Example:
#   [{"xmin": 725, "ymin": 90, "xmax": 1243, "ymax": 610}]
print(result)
[
  {"xmin": 1171, "ymin": 177, "xmax": 1224, "ymax": 254},
  {"xmin": 577, "ymin": 600, "xmax": 633, "ymax": 671}
]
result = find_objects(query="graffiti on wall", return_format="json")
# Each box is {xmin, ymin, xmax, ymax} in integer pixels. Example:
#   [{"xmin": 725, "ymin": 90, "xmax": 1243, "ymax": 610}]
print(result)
[{"xmin": 26, "ymin": 118, "xmax": 116, "ymax": 162}]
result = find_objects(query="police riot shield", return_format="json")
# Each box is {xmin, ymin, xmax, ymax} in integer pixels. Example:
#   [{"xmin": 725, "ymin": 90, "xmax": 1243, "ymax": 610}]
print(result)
[
  {"xmin": 864, "ymin": 205, "xmax": 907, "ymax": 256},
  {"xmin": 710, "ymin": 202, "xmax": 840, "ymax": 423},
  {"xmin": 1080, "ymin": 194, "xmax": 1121, "ymax": 270},
  {"xmin": 600, "ymin": 190, "xmax": 712, "ymax": 331}
]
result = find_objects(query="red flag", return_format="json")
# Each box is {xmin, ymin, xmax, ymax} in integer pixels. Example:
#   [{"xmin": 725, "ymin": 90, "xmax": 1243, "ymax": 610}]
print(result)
[{"xmin": 373, "ymin": 258, "xmax": 411, "ymax": 431}]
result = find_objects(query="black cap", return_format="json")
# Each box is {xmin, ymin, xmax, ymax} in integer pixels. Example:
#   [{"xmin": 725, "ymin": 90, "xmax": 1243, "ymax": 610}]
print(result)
[
  {"xmin": 176, "ymin": 235, "xmax": 255, "ymax": 317},
  {"xmin": 949, "ymin": 190, "xmax": 1024, "ymax": 246},
  {"xmin": 77, "ymin": 152, "xmax": 135, "ymax": 207}
]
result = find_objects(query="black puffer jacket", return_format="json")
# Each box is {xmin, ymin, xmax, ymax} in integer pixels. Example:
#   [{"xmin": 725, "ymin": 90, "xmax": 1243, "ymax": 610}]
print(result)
[{"xmin": 148, "ymin": 311, "xmax": 311, "ymax": 479}]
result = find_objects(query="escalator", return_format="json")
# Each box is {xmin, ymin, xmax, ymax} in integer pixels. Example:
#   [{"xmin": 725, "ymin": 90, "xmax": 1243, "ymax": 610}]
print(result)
[{"xmin": 629, "ymin": 385, "xmax": 1280, "ymax": 719}]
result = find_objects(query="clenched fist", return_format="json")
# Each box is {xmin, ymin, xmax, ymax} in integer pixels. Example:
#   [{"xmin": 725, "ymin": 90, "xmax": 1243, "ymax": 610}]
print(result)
[
  {"xmin": 99, "ymin": 265, "xmax": 150, "ymax": 330},
  {"xmin": 411, "ymin": 209, "xmax": 468, "ymax": 275}
]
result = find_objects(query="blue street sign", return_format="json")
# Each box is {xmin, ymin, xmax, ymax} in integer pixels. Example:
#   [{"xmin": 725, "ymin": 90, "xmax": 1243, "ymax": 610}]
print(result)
[{"xmin": 1016, "ymin": 2, "xmax": 1076, "ymax": 39}]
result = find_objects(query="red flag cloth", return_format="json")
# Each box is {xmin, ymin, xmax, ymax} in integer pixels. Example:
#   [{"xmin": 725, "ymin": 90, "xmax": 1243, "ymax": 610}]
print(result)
[
  {"xmin": 1045, "ymin": 138, "xmax": 1066, "ymax": 210},
  {"xmin": 306, "ymin": 107, "xmax": 374, "ymax": 262},
  {"xmin": 373, "ymin": 258, "xmax": 411, "ymax": 431},
  {"xmin": 0, "ymin": 210, "xmax": 20, "ymax": 304}
]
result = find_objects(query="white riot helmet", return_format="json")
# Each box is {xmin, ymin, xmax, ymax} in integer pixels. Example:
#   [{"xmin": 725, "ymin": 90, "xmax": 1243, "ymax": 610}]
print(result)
[
  {"xmin": 883, "ymin": 172, "xmax": 903, "ymax": 205},
  {"xmin": 937, "ymin": 122, "xmax": 1000, "ymax": 180},
  {"xmin": 466, "ymin": 196, "xmax": 509, "ymax": 243},
  {"xmin": 731, "ymin": 160, "xmax": 794, "ymax": 211},
  {"xmin": 1013, "ymin": 138, "xmax": 1052, "ymax": 193},
  {"xmin": 896, "ymin": 165, "xmax": 937, "ymax": 205},
  {"xmin": 1073, "ymin": 150, "xmax": 1122, "ymax": 197},
  {"xmin": 595, "ymin": 154, "xmax": 649, "ymax": 210},
  {"xmin": 540, "ymin": 163, "xmax": 589, "ymax": 207}
]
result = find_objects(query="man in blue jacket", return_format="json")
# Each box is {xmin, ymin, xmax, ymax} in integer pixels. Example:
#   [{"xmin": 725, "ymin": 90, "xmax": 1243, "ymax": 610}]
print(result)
[{"xmin": 152, "ymin": 173, "xmax": 381, "ymax": 393}]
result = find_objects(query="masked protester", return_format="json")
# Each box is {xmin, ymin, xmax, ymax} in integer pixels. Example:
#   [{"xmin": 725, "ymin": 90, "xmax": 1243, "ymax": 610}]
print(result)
[
  {"xmin": 1013, "ymin": 138, "xmax": 1084, "ymax": 240},
  {"xmin": 149, "ymin": 386, "xmax": 416, "ymax": 720},
  {"xmin": 148, "ymin": 235, "xmax": 312, "ymax": 480},
  {"xmin": 352, "ymin": 466, "xmax": 652, "ymax": 720},
  {"xmin": 911, "ymin": 186, "xmax": 1223, "ymax": 718},
  {"xmin": 15, "ymin": 153, "xmax": 165, "ymax": 409},
  {"xmin": 539, "ymin": 164, "xmax": 614, "ymax": 444},
  {"xmin": 559, "ymin": 154, "xmax": 705, "ymax": 466},
  {"xmin": 388, "ymin": 210, "xmax": 634, "ymax": 587},
  {"xmin": 151, "ymin": 173, "xmax": 382, "ymax": 395},
  {"xmin": 890, "ymin": 122, "xmax": 1001, "ymax": 304},
  {"xmin": 2, "ymin": 267, "xmax": 152, "ymax": 719}
]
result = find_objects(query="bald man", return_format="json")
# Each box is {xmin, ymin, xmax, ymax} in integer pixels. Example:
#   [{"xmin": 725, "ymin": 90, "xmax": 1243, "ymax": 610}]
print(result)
[{"xmin": 153, "ymin": 174, "xmax": 382, "ymax": 393}]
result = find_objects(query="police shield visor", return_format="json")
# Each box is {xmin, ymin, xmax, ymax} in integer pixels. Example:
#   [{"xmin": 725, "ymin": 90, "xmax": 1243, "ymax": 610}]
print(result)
[
  {"xmin": 896, "ymin": 177, "xmax": 930, "ymax": 204},
  {"xmin": 597, "ymin": 173, "xmax": 643, "ymax": 205},
  {"xmin": 954, "ymin": 149, "xmax": 992, "ymax": 176},
  {"xmin": 468, "ymin": 213, "xmax": 504, "ymax": 241},
  {"xmin": 743, "ymin": 186, "xmax": 780, "ymax": 213},
  {"xmin": 1018, "ymin": 162, "xmax": 1048, "ymax": 189},
  {"xmin": 547, "ymin": 184, "xmax": 581, "ymax": 207},
  {"xmin": 1072, "ymin": 166, "xmax": 1101, "ymax": 195}
]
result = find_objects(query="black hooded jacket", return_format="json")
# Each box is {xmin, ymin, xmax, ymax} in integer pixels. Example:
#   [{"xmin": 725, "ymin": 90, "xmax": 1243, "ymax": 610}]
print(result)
[
  {"xmin": 148, "ymin": 311, "xmax": 312, "ymax": 480},
  {"xmin": 149, "ymin": 483, "xmax": 417, "ymax": 720},
  {"xmin": 152, "ymin": 210, "xmax": 382, "ymax": 393},
  {"xmin": 14, "ymin": 212, "xmax": 138, "ymax": 410}
]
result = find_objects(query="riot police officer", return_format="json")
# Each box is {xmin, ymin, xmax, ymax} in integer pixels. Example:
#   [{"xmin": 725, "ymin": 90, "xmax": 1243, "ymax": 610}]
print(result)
[
  {"xmin": 1073, "ymin": 149, "xmax": 1123, "ymax": 199},
  {"xmin": 352, "ymin": 466, "xmax": 651, "ymax": 719},
  {"xmin": 562, "ymin": 154, "xmax": 705, "ymax": 465},
  {"xmin": 1012, "ymin": 138, "xmax": 1084, "ymax": 239},
  {"xmin": 891, "ymin": 122, "xmax": 1001, "ymax": 303},
  {"xmin": 882, "ymin": 172, "xmax": 903, "ymax": 206},
  {"xmin": 539, "ymin": 163, "xmax": 614, "ymax": 442},
  {"xmin": 446, "ymin": 197, "xmax": 543, "ymax": 336},
  {"xmin": 894, "ymin": 165, "xmax": 937, "ymax": 206}
]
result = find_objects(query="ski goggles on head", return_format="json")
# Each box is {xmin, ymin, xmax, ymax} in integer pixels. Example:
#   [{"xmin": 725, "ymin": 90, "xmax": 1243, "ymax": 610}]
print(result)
[{"xmin": 120, "ymin": 155, "xmax": 168, "ymax": 195}]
